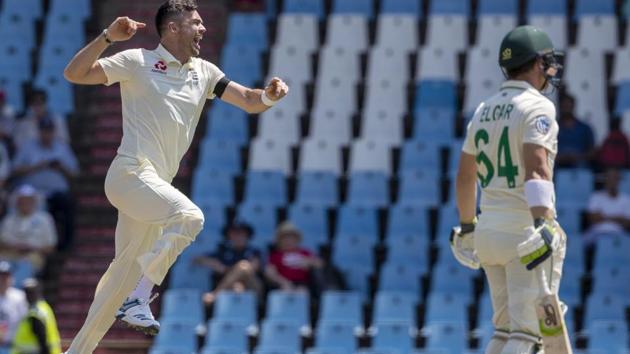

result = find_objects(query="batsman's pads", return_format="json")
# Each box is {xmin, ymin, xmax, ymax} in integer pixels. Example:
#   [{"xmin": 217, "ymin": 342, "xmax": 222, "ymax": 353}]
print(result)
[
  {"xmin": 517, "ymin": 219, "xmax": 560, "ymax": 270},
  {"xmin": 450, "ymin": 225, "xmax": 480, "ymax": 270}
]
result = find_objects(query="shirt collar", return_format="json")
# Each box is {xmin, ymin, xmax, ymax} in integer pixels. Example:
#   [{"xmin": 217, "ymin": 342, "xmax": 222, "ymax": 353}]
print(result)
[
  {"xmin": 154, "ymin": 43, "xmax": 193, "ymax": 67},
  {"xmin": 500, "ymin": 80, "xmax": 539, "ymax": 92}
]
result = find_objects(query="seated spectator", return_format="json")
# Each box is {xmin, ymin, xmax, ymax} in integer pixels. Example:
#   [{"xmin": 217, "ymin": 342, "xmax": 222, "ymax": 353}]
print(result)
[
  {"xmin": 0, "ymin": 90, "xmax": 15, "ymax": 149},
  {"xmin": 556, "ymin": 93, "xmax": 595, "ymax": 168},
  {"xmin": 596, "ymin": 118, "xmax": 630, "ymax": 170},
  {"xmin": 194, "ymin": 221, "xmax": 262, "ymax": 305},
  {"xmin": 0, "ymin": 261, "xmax": 28, "ymax": 352},
  {"xmin": 584, "ymin": 168, "xmax": 630, "ymax": 244},
  {"xmin": 13, "ymin": 90, "xmax": 69, "ymax": 149},
  {"xmin": 0, "ymin": 185, "xmax": 57, "ymax": 271},
  {"xmin": 264, "ymin": 222, "xmax": 323, "ymax": 292},
  {"xmin": 12, "ymin": 118, "xmax": 78, "ymax": 250}
]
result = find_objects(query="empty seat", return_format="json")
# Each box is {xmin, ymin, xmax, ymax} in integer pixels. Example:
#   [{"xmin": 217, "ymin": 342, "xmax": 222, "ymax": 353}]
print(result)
[
  {"xmin": 463, "ymin": 46, "xmax": 503, "ymax": 114},
  {"xmin": 339, "ymin": 264, "xmax": 372, "ymax": 300},
  {"xmin": 555, "ymin": 206, "xmax": 581, "ymax": 236},
  {"xmin": 153, "ymin": 320, "xmax": 198, "ymax": 352},
  {"xmin": 313, "ymin": 76, "xmax": 358, "ymax": 117},
  {"xmin": 325, "ymin": 15, "xmax": 369, "ymax": 53},
  {"xmin": 372, "ymin": 322, "xmax": 414, "ymax": 353},
  {"xmin": 413, "ymin": 108, "xmax": 456, "ymax": 141},
  {"xmin": 363, "ymin": 80, "xmax": 407, "ymax": 118},
  {"xmin": 288, "ymin": 203, "xmax": 328, "ymax": 250},
  {"xmin": 615, "ymin": 82, "xmax": 630, "ymax": 114},
  {"xmin": 526, "ymin": 15, "xmax": 567, "ymax": 50},
  {"xmin": 613, "ymin": 47, "xmax": 630, "ymax": 84},
  {"xmin": 587, "ymin": 320, "xmax": 629, "ymax": 353},
  {"xmin": 594, "ymin": 236, "xmax": 630, "ymax": 268},
  {"xmin": 191, "ymin": 168, "xmax": 234, "ymax": 207},
  {"xmin": 318, "ymin": 46, "xmax": 362, "ymax": 84},
  {"xmin": 308, "ymin": 108, "xmax": 353, "ymax": 147},
  {"xmin": 591, "ymin": 265, "xmax": 630, "ymax": 295},
  {"xmin": 226, "ymin": 14, "xmax": 267, "ymax": 49},
  {"xmin": 399, "ymin": 140, "xmax": 442, "ymax": 173},
  {"xmin": 237, "ymin": 202, "xmax": 278, "ymax": 249},
  {"xmin": 425, "ymin": 15, "xmax": 468, "ymax": 53},
  {"xmin": 221, "ymin": 44, "xmax": 263, "ymax": 82},
  {"xmin": 332, "ymin": 0, "xmax": 374, "ymax": 18},
  {"xmin": 435, "ymin": 206, "xmax": 460, "ymax": 248},
  {"xmin": 584, "ymin": 293, "xmax": 626, "ymax": 323},
  {"xmin": 207, "ymin": 103, "xmax": 249, "ymax": 145},
  {"xmin": 387, "ymin": 235, "xmax": 429, "ymax": 265},
  {"xmin": 49, "ymin": 0, "xmax": 90, "ymax": 19},
  {"xmin": 361, "ymin": 108, "xmax": 404, "ymax": 147},
  {"xmin": 169, "ymin": 258, "xmax": 211, "ymax": 291},
  {"xmin": 476, "ymin": 16, "xmax": 518, "ymax": 47},
  {"xmin": 249, "ymin": 137, "xmax": 292, "ymax": 175},
  {"xmin": 379, "ymin": 261, "xmax": 424, "ymax": 294},
  {"xmin": 527, "ymin": 0, "xmax": 567, "ymax": 16},
  {"xmin": 283, "ymin": 0, "xmax": 325, "ymax": 18},
  {"xmin": 575, "ymin": 0, "xmax": 615, "ymax": 17},
  {"xmin": 258, "ymin": 107, "xmax": 301, "ymax": 146},
  {"xmin": 397, "ymin": 170, "xmax": 441, "ymax": 207},
  {"xmin": 332, "ymin": 234, "xmax": 375, "ymax": 271},
  {"xmin": 256, "ymin": 320, "xmax": 301, "ymax": 353},
  {"xmin": 372, "ymin": 291, "xmax": 417, "ymax": 326},
  {"xmin": 431, "ymin": 263, "xmax": 476, "ymax": 295},
  {"xmin": 244, "ymin": 171, "xmax": 287, "ymax": 206},
  {"xmin": 416, "ymin": 47, "xmax": 458, "ymax": 81},
  {"xmin": 299, "ymin": 138, "xmax": 343, "ymax": 176},
  {"xmin": 347, "ymin": 171, "xmax": 389, "ymax": 208},
  {"xmin": 275, "ymin": 14, "xmax": 318, "ymax": 51},
  {"xmin": 305, "ymin": 349, "xmax": 348, "ymax": 354},
  {"xmin": 2, "ymin": 0, "xmax": 43, "ymax": 21},
  {"xmin": 386, "ymin": 204, "xmax": 430, "ymax": 239},
  {"xmin": 269, "ymin": 45, "xmax": 313, "ymax": 85},
  {"xmin": 554, "ymin": 169, "xmax": 594, "ymax": 207},
  {"xmin": 414, "ymin": 80, "xmax": 457, "ymax": 110},
  {"xmin": 204, "ymin": 320, "xmax": 249, "ymax": 352},
  {"xmin": 381, "ymin": 0, "xmax": 421, "ymax": 15},
  {"xmin": 478, "ymin": 0, "xmax": 518, "ymax": 15},
  {"xmin": 33, "ymin": 70, "xmax": 73, "ymax": 115},
  {"xmin": 576, "ymin": 16, "xmax": 617, "ymax": 53},
  {"xmin": 161, "ymin": 289, "xmax": 203, "ymax": 323},
  {"xmin": 349, "ymin": 140, "xmax": 392, "ymax": 175},
  {"xmin": 423, "ymin": 321, "xmax": 467, "ymax": 353},
  {"xmin": 367, "ymin": 46, "xmax": 410, "ymax": 85},
  {"xmin": 295, "ymin": 171, "xmax": 339, "ymax": 207},
  {"xmin": 43, "ymin": 11, "xmax": 85, "ymax": 45},
  {"xmin": 266, "ymin": 290, "xmax": 310, "ymax": 328},
  {"xmin": 319, "ymin": 291, "xmax": 363, "ymax": 327},
  {"xmin": 213, "ymin": 291, "xmax": 257, "ymax": 327},
  {"xmin": 315, "ymin": 321, "xmax": 358, "ymax": 352},
  {"xmin": 198, "ymin": 139, "xmax": 241, "ymax": 175},
  {"xmin": 336, "ymin": 205, "xmax": 379, "ymax": 240},
  {"xmin": 375, "ymin": 15, "xmax": 417, "ymax": 53}
]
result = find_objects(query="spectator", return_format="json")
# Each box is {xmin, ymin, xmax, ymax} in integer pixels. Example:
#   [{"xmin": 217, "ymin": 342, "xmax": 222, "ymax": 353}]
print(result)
[
  {"xmin": 596, "ymin": 118, "xmax": 630, "ymax": 170},
  {"xmin": 12, "ymin": 118, "xmax": 78, "ymax": 250},
  {"xmin": 584, "ymin": 168, "xmax": 630, "ymax": 244},
  {"xmin": 10, "ymin": 278, "xmax": 61, "ymax": 354},
  {"xmin": 0, "ymin": 185, "xmax": 57, "ymax": 271},
  {"xmin": 0, "ymin": 91, "xmax": 15, "ymax": 148},
  {"xmin": 556, "ymin": 93, "xmax": 596, "ymax": 168},
  {"xmin": 264, "ymin": 222, "xmax": 323, "ymax": 292},
  {"xmin": 13, "ymin": 90, "xmax": 69, "ymax": 149},
  {"xmin": 0, "ymin": 261, "xmax": 28, "ymax": 352},
  {"xmin": 194, "ymin": 221, "xmax": 262, "ymax": 305}
]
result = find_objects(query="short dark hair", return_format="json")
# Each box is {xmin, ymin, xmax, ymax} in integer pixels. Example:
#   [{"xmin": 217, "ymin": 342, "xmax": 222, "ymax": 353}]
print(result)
[
  {"xmin": 155, "ymin": 0, "xmax": 198, "ymax": 38},
  {"xmin": 506, "ymin": 57, "xmax": 538, "ymax": 79}
]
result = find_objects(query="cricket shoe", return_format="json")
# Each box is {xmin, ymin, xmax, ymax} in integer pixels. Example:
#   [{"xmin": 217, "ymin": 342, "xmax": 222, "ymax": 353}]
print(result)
[{"xmin": 116, "ymin": 293, "xmax": 160, "ymax": 335}]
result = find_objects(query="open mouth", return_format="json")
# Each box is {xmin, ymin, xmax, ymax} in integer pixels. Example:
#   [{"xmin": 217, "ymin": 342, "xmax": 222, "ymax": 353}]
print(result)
[{"xmin": 192, "ymin": 36, "xmax": 202, "ymax": 51}]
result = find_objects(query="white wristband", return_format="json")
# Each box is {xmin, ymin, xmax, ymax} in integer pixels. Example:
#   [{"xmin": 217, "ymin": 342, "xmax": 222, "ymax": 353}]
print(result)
[
  {"xmin": 524, "ymin": 179, "xmax": 555, "ymax": 209},
  {"xmin": 261, "ymin": 91, "xmax": 277, "ymax": 106}
]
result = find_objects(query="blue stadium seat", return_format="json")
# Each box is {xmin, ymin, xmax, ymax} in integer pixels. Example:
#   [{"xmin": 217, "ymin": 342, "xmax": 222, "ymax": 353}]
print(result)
[
  {"xmin": 591, "ymin": 265, "xmax": 630, "ymax": 295},
  {"xmin": 397, "ymin": 170, "xmax": 441, "ymax": 207},
  {"xmin": 615, "ymin": 82, "xmax": 630, "ymax": 114},
  {"xmin": 425, "ymin": 293, "xmax": 467, "ymax": 323},
  {"xmin": 201, "ymin": 348, "xmax": 243, "ymax": 354},
  {"xmin": 575, "ymin": 0, "xmax": 615, "ymax": 17},
  {"xmin": 237, "ymin": 202, "xmax": 277, "ymax": 250},
  {"xmin": 199, "ymin": 203, "xmax": 227, "ymax": 232},
  {"xmin": 339, "ymin": 264, "xmax": 372, "ymax": 300},
  {"xmin": 0, "ymin": 72, "xmax": 25, "ymax": 109},
  {"xmin": 198, "ymin": 139, "xmax": 241, "ymax": 175},
  {"xmin": 399, "ymin": 140, "xmax": 442, "ymax": 173},
  {"xmin": 254, "ymin": 349, "xmax": 295, "ymax": 354},
  {"xmin": 347, "ymin": 171, "xmax": 390, "ymax": 207},
  {"xmin": 333, "ymin": 0, "xmax": 374, "ymax": 18},
  {"xmin": 372, "ymin": 291, "xmax": 416, "ymax": 326},
  {"xmin": 387, "ymin": 204, "xmax": 430, "ymax": 239},
  {"xmin": 266, "ymin": 290, "xmax": 310, "ymax": 328},
  {"xmin": 436, "ymin": 206, "xmax": 459, "ymax": 248},
  {"xmin": 554, "ymin": 169, "xmax": 594, "ymax": 207},
  {"xmin": 283, "ymin": 0, "xmax": 325, "ymax": 18},
  {"xmin": 226, "ymin": 14, "xmax": 268, "ymax": 49},
  {"xmin": 378, "ymin": 262, "xmax": 424, "ymax": 294},
  {"xmin": 527, "ymin": 0, "xmax": 567, "ymax": 16},
  {"xmin": 256, "ymin": 320, "xmax": 302, "ymax": 353},
  {"xmin": 44, "ymin": 12, "xmax": 85, "ymax": 45},
  {"xmin": 336, "ymin": 205, "xmax": 379, "ymax": 241},
  {"xmin": 319, "ymin": 291, "xmax": 363, "ymax": 327},
  {"xmin": 381, "ymin": 0, "xmax": 421, "ymax": 15},
  {"xmin": 413, "ymin": 109, "xmax": 456, "ymax": 142},
  {"xmin": 355, "ymin": 349, "xmax": 403, "ymax": 354},
  {"xmin": 296, "ymin": 171, "xmax": 338, "ymax": 207},
  {"xmin": 477, "ymin": 294, "xmax": 493, "ymax": 326},
  {"xmin": 204, "ymin": 320, "xmax": 249, "ymax": 353},
  {"xmin": 1, "ymin": 0, "xmax": 43, "ymax": 21},
  {"xmin": 306, "ymin": 349, "xmax": 349, "ymax": 354},
  {"xmin": 315, "ymin": 321, "xmax": 357, "ymax": 352},
  {"xmin": 386, "ymin": 235, "xmax": 429, "ymax": 265},
  {"xmin": 429, "ymin": 0, "xmax": 470, "ymax": 16},
  {"xmin": 558, "ymin": 265, "xmax": 581, "ymax": 307},
  {"xmin": 191, "ymin": 168, "xmax": 234, "ymax": 207},
  {"xmin": 10, "ymin": 260, "xmax": 33, "ymax": 288},
  {"xmin": 33, "ymin": 71, "xmax": 73, "ymax": 115},
  {"xmin": 288, "ymin": 203, "xmax": 328, "ymax": 250},
  {"xmin": 207, "ymin": 103, "xmax": 249, "ymax": 145},
  {"xmin": 221, "ymin": 44, "xmax": 262, "ymax": 76},
  {"xmin": 594, "ymin": 236, "xmax": 630, "ymax": 268},
  {"xmin": 620, "ymin": 171, "xmax": 630, "ymax": 194},
  {"xmin": 0, "ymin": 14, "xmax": 36, "ymax": 49},
  {"xmin": 584, "ymin": 293, "xmax": 626, "ymax": 323},
  {"xmin": 563, "ymin": 233, "xmax": 584, "ymax": 271},
  {"xmin": 556, "ymin": 206, "xmax": 581, "ymax": 236},
  {"xmin": 213, "ymin": 291, "xmax": 257, "ymax": 327},
  {"xmin": 154, "ymin": 320, "xmax": 198, "ymax": 352},
  {"xmin": 423, "ymin": 321, "xmax": 467, "ymax": 353},
  {"xmin": 169, "ymin": 260, "xmax": 212, "ymax": 291},
  {"xmin": 332, "ymin": 234, "xmax": 375, "ymax": 271},
  {"xmin": 587, "ymin": 320, "xmax": 629, "ymax": 353},
  {"xmin": 478, "ymin": 0, "xmax": 518, "ymax": 15},
  {"xmin": 244, "ymin": 170, "xmax": 287, "ymax": 207},
  {"xmin": 0, "ymin": 40, "xmax": 31, "ymax": 81},
  {"xmin": 372, "ymin": 322, "xmax": 414, "ymax": 353},
  {"xmin": 149, "ymin": 347, "xmax": 194, "ymax": 354},
  {"xmin": 414, "ymin": 80, "xmax": 457, "ymax": 110},
  {"xmin": 161, "ymin": 289, "xmax": 203, "ymax": 323},
  {"xmin": 431, "ymin": 263, "xmax": 476, "ymax": 295},
  {"xmin": 49, "ymin": 0, "xmax": 90, "ymax": 19}
]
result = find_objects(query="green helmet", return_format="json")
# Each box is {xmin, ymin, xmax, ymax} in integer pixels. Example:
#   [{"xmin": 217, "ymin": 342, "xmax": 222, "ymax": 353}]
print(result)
[{"xmin": 499, "ymin": 25, "xmax": 554, "ymax": 70}]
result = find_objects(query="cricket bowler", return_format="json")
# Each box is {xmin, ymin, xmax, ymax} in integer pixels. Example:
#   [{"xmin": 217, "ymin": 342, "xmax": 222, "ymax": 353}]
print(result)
[
  {"xmin": 450, "ymin": 26, "xmax": 570, "ymax": 353},
  {"xmin": 62, "ymin": 1, "xmax": 288, "ymax": 352}
]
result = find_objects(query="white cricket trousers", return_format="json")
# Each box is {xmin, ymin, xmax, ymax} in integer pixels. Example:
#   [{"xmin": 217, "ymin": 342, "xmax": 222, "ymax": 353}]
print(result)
[
  {"xmin": 67, "ymin": 155, "xmax": 204, "ymax": 354},
  {"xmin": 474, "ymin": 209, "xmax": 566, "ymax": 354}
]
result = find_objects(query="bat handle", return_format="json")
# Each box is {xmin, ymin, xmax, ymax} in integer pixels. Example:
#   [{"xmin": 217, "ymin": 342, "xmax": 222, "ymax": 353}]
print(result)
[{"xmin": 537, "ymin": 266, "xmax": 553, "ymax": 297}]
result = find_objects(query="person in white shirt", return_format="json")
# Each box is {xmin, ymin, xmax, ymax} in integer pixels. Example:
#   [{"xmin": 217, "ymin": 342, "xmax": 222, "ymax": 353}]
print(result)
[
  {"xmin": 13, "ymin": 90, "xmax": 69, "ymax": 149},
  {"xmin": 0, "ymin": 261, "xmax": 28, "ymax": 353},
  {"xmin": 62, "ymin": 1, "xmax": 288, "ymax": 352},
  {"xmin": 0, "ymin": 185, "xmax": 57, "ymax": 271},
  {"xmin": 584, "ymin": 168, "xmax": 630, "ymax": 243}
]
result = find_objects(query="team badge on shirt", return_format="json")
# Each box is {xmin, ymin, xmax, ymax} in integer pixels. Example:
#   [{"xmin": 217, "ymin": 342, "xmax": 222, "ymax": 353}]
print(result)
[
  {"xmin": 535, "ymin": 115, "xmax": 551, "ymax": 134},
  {"xmin": 189, "ymin": 68, "xmax": 199, "ymax": 86}
]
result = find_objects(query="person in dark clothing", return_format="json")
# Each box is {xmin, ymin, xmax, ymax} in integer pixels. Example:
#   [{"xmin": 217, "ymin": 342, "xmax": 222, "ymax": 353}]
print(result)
[
  {"xmin": 556, "ymin": 93, "xmax": 596, "ymax": 167},
  {"xmin": 194, "ymin": 221, "xmax": 262, "ymax": 305}
]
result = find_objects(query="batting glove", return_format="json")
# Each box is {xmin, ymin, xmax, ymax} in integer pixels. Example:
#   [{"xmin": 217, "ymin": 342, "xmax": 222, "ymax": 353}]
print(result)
[
  {"xmin": 517, "ymin": 218, "xmax": 560, "ymax": 270},
  {"xmin": 449, "ymin": 218, "xmax": 480, "ymax": 270}
]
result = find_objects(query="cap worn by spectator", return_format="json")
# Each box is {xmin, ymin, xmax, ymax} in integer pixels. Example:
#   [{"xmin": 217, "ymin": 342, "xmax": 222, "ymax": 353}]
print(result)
[
  {"xmin": 0, "ymin": 260, "xmax": 12, "ymax": 274},
  {"xmin": 275, "ymin": 221, "xmax": 302, "ymax": 243}
]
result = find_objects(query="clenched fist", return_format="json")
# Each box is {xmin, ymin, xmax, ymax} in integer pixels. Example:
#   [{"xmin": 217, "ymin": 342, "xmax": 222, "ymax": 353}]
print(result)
[
  {"xmin": 106, "ymin": 17, "xmax": 146, "ymax": 42},
  {"xmin": 264, "ymin": 77, "xmax": 289, "ymax": 101}
]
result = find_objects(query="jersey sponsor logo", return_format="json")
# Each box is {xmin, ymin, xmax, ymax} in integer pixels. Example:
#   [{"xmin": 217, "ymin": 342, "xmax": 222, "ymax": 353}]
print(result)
[
  {"xmin": 189, "ymin": 68, "xmax": 199, "ymax": 86},
  {"xmin": 502, "ymin": 48, "xmax": 512, "ymax": 60},
  {"xmin": 152, "ymin": 60, "xmax": 167, "ymax": 74},
  {"xmin": 535, "ymin": 115, "xmax": 551, "ymax": 134}
]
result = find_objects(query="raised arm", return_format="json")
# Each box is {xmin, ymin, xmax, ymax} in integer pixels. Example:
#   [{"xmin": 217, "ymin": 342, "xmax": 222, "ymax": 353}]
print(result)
[
  {"xmin": 64, "ymin": 17, "xmax": 146, "ymax": 85},
  {"xmin": 220, "ymin": 77, "xmax": 289, "ymax": 114}
]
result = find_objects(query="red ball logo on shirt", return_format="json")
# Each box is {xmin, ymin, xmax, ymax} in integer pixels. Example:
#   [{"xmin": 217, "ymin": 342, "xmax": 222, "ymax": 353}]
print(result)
[{"xmin": 154, "ymin": 60, "xmax": 167, "ymax": 71}]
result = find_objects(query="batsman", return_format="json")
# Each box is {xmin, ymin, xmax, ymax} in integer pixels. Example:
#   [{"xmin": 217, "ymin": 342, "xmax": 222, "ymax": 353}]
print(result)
[
  {"xmin": 62, "ymin": 0, "xmax": 288, "ymax": 352},
  {"xmin": 451, "ymin": 26, "xmax": 571, "ymax": 354}
]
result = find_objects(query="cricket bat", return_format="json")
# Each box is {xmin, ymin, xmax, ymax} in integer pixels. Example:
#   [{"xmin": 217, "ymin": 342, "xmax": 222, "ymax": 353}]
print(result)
[{"xmin": 536, "ymin": 267, "xmax": 573, "ymax": 354}]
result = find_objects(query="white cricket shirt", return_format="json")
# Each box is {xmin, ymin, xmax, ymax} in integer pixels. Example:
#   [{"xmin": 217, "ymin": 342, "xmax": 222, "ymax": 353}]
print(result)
[
  {"xmin": 98, "ymin": 44, "xmax": 225, "ymax": 181},
  {"xmin": 463, "ymin": 80, "xmax": 558, "ymax": 215}
]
